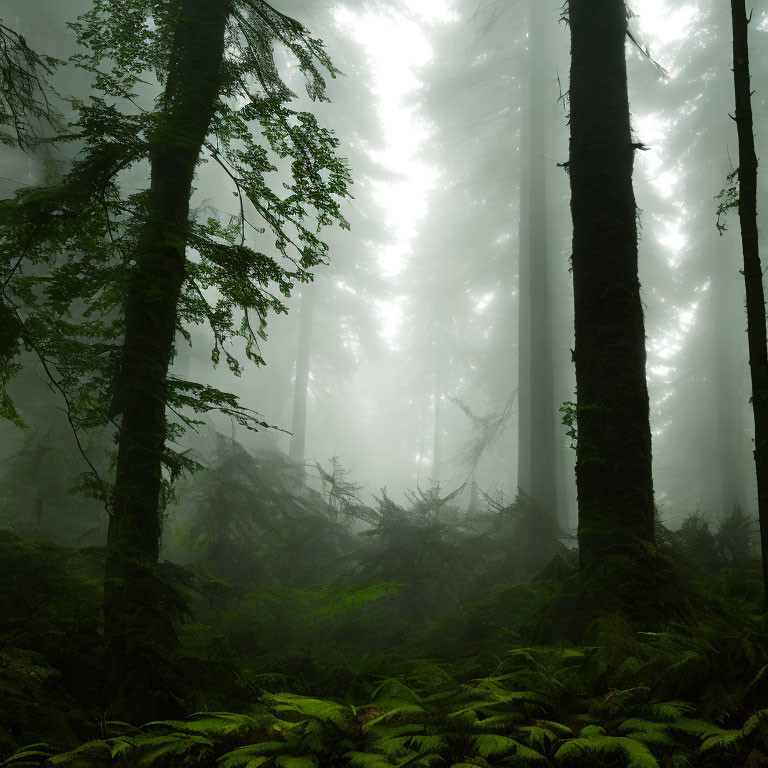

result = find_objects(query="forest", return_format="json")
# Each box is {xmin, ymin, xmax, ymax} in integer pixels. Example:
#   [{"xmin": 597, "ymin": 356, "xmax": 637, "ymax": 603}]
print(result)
[{"xmin": 1, "ymin": 0, "xmax": 768, "ymax": 766}]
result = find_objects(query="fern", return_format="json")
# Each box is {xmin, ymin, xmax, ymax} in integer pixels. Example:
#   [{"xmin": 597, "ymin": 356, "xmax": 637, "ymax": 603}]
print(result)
[
  {"xmin": 554, "ymin": 734, "xmax": 659, "ymax": 767},
  {"xmin": 1, "ymin": 745, "xmax": 58, "ymax": 768}
]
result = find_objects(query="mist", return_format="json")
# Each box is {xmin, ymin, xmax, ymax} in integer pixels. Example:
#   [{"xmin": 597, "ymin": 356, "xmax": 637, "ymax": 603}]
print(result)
[{"xmin": 1, "ymin": 0, "xmax": 768, "ymax": 763}]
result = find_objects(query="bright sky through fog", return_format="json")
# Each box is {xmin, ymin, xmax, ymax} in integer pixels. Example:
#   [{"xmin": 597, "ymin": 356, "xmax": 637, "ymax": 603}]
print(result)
[
  {"xmin": 334, "ymin": 2, "xmax": 453, "ymax": 279},
  {"xmin": 632, "ymin": 0, "xmax": 697, "ymax": 259},
  {"xmin": 340, "ymin": 0, "xmax": 696, "ymax": 340},
  {"xmin": 634, "ymin": 1, "xmax": 698, "ymax": 43}
]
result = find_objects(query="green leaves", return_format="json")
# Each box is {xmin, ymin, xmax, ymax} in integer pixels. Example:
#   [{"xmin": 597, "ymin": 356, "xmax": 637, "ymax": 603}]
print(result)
[
  {"xmin": 0, "ymin": 0, "xmax": 351, "ymax": 506},
  {"xmin": 554, "ymin": 734, "xmax": 659, "ymax": 768}
]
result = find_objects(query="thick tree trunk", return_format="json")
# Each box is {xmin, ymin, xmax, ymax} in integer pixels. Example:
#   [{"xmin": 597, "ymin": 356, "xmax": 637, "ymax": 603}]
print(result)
[
  {"xmin": 103, "ymin": 0, "xmax": 229, "ymax": 722},
  {"xmin": 289, "ymin": 282, "xmax": 315, "ymax": 466},
  {"xmin": 730, "ymin": 0, "xmax": 768, "ymax": 608},
  {"xmin": 569, "ymin": 0, "xmax": 655, "ymax": 576},
  {"xmin": 517, "ymin": 0, "xmax": 558, "ymax": 559}
]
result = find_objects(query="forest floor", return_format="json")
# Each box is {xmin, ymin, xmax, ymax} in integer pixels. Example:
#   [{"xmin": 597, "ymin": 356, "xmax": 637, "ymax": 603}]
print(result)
[{"xmin": 1, "ymin": 453, "xmax": 766, "ymax": 768}]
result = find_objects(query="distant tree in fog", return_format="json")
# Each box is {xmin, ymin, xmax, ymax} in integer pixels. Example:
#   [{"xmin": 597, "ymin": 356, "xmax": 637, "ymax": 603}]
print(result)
[
  {"xmin": 0, "ymin": 17, "xmax": 58, "ymax": 150},
  {"xmin": 516, "ymin": 0, "xmax": 559, "ymax": 564},
  {"xmin": 0, "ymin": 16, "xmax": 59, "ymax": 428}
]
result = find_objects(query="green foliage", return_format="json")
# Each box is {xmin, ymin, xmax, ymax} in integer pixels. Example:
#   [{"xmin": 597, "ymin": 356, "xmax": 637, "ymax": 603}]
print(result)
[
  {"xmin": 715, "ymin": 168, "xmax": 740, "ymax": 234},
  {"xmin": 0, "ymin": 532, "xmax": 103, "ymax": 753},
  {"xmin": 0, "ymin": 0, "xmax": 351, "ymax": 506},
  {"xmin": 3, "ymin": 501, "xmax": 768, "ymax": 767},
  {"xmin": 558, "ymin": 402, "xmax": 578, "ymax": 450},
  {"xmin": 2, "ymin": 429, "xmax": 768, "ymax": 765},
  {"xmin": 0, "ymin": 427, "xmax": 107, "ymax": 544}
]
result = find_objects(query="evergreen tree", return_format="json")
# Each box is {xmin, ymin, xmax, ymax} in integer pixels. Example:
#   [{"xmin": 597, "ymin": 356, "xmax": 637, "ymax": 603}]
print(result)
[{"xmin": 568, "ymin": 1, "xmax": 656, "ymax": 586}]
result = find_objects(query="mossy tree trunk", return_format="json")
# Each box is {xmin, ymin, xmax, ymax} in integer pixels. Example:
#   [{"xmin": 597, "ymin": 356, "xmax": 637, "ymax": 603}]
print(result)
[
  {"xmin": 730, "ymin": 0, "xmax": 768, "ymax": 609},
  {"xmin": 568, "ymin": 0, "xmax": 655, "ymax": 580},
  {"xmin": 103, "ymin": 0, "xmax": 229, "ymax": 722}
]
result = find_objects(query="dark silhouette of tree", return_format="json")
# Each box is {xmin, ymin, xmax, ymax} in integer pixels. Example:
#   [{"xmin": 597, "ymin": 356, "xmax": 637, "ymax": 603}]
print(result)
[
  {"xmin": 103, "ymin": 0, "xmax": 231, "ymax": 722},
  {"xmin": 568, "ymin": 0, "xmax": 655, "ymax": 585},
  {"xmin": 729, "ymin": 0, "xmax": 768, "ymax": 609},
  {"xmin": 0, "ymin": 0, "xmax": 350, "ymax": 720}
]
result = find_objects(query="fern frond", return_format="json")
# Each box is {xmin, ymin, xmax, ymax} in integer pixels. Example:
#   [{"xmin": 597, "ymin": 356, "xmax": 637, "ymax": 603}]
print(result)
[
  {"xmin": 698, "ymin": 729, "xmax": 743, "ymax": 752},
  {"xmin": 274, "ymin": 756, "xmax": 317, "ymax": 768},
  {"xmin": 217, "ymin": 753, "xmax": 271, "ymax": 768},
  {"xmin": 408, "ymin": 736, "xmax": 447, "ymax": 753},
  {"xmin": 363, "ymin": 706, "xmax": 427, "ymax": 728},
  {"xmin": 272, "ymin": 694, "xmax": 354, "ymax": 727},
  {"xmin": 744, "ymin": 708, "xmax": 768, "ymax": 734},
  {"xmin": 470, "ymin": 734, "xmax": 521, "ymax": 758},
  {"xmin": 372, "ymin": 735, "xmax": 412, "ymax": 758},
  {"xmin": 397, "ymin": 752, "xmax": 443, "ymax": 768},
  {"xmin": 555, "ymin": 735, "xmax": 659, "ymax": 768},
  {"xmin": 505, "ymin": 743, "xmax": 549, "ymax": 765},
  {"xmin": 2, "ymin": 746, "xmax": 58, "ymax": 768},
  {"xmin": 668, "ymin": 716, "xmax": 738, "ymax": 748},
  {"xmin": 344, "ymin": 751, "xmax": 397, "ymax": 768},
  {"xmin": 138, "ymin": 733, "xmax": 215, "ymax": 765},
  {"xmin": 645, "ymin": 701, "xmax": 694, "ymax": 721},
  {"xmin": 370, "ymin": 679, "xmax": 423, "ymax": 707}
]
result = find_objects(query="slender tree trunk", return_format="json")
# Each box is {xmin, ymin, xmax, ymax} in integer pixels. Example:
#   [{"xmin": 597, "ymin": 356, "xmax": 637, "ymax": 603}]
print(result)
[
  {"xmin": 730, "ymin": 0, "xmax": 768, "ymax": 608},
  {"xmin": 712, "ymin": 256, "xmax": 743, "ymax": 516},
  {"xmin": 569, "ymin": 0, "xmax": 655, "ymax": 578},
  {"xmin": 104, "ymin": 0, "xmax": 229, "ymax": 722},
  {"xmin": 432, "ymin": 387, "xmax": 442, "ymax": 484},
  {"xmin": 289, "ymin": 282, "xmax": 315, "ymax": 466},
  {"xmin": 517, "ymin": 0, "xmax": 558, "ymax": 556},
  {"xmin": 468, "ymin": 476, "xmax": 482, "ymax": 512}
]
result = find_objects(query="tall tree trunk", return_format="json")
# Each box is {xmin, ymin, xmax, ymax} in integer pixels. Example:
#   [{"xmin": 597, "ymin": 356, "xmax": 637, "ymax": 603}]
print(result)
[
  {"xmin": 104, "ymin": 0, "xmax": 229, "ymax": 722},
  {"xmin": 432, "ymin": 387, "xmax": 442, "ymax": 484},
  {"xmin": 289, "ymin": 282, "xmax": 315, "ymax": 466},
  {"xmin": 517, "ymin": 0, "xmax": 558, "ymax": 556},
  {"xmin": 712, "ymin": 255, "xmax": 744, "ymax": 516},
  {"xmin": 730, "ymin": 0, "xmax": 768, "ymax": 608},
  {"xmin": 569, "ymin": 0, "xmax": 655, "ymax": 578}
]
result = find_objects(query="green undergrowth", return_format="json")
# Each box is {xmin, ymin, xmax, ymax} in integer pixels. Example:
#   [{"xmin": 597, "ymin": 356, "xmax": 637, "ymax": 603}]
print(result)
[
  {"xmin": 1, "ymin": 441, "xmax": 766, "ymax": 766},
  {"xmin": 5, "ymin": 645, "xmax": 768, "ymax": 768},
  {"xmin": 2, "ymin": 526, "xmax": 767, "ymax": 767}
]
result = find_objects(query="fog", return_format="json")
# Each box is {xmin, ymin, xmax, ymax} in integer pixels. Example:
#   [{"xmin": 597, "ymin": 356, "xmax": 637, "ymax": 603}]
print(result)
[
  {"xmin": 3, "ymin": 0, "xmax": 768, "ymax": 752},
  {"xmin": 1, "ymin": 0, "xmax": 766, "ymax": 540}
]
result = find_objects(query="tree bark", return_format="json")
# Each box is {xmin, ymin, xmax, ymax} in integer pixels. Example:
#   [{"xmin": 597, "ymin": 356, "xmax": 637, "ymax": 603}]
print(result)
[
  {"xmin": 730, "ymin": 0, "xmax": 768, "ymax": 608},
  {"xmin": 103, "ymin": 0, "xmax": 229, "ymax": 722},
  {"xmin": 517, "ymin": 0, "xmax": 559, "ymax": 558},
  {"xmin": 569, "ymin": 0, "xmax": 655, "ymax": 576},
  {"xmin": 289, "ymin": 282, "xmax": 315, "ymax": 466}
]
